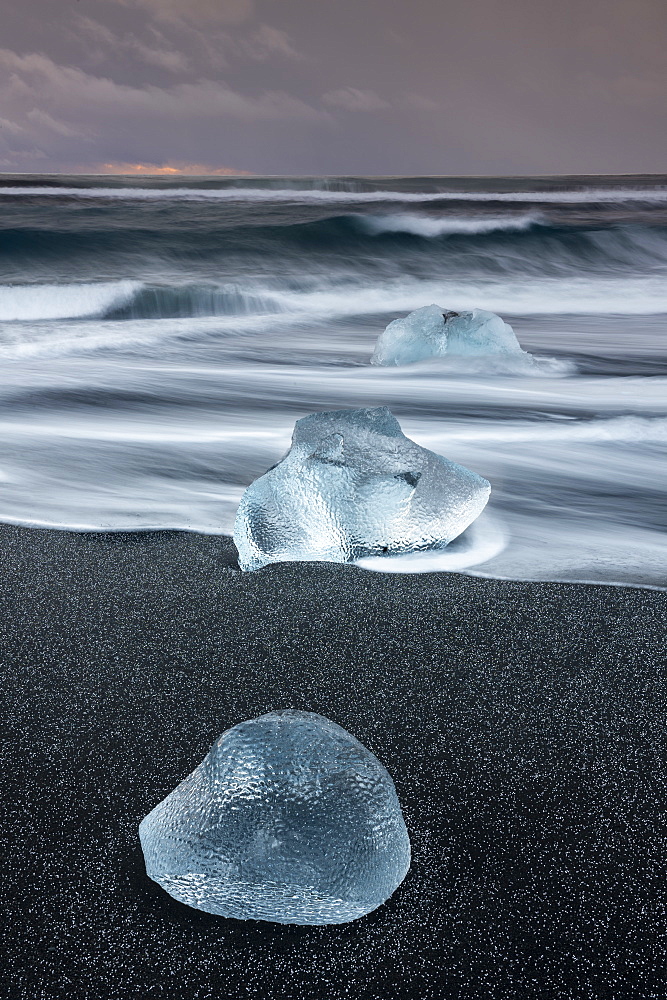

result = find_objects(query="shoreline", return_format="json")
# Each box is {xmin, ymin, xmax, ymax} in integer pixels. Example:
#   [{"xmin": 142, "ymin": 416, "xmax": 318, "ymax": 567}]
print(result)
[
  {"xmin": 0, "ymin": 522, "xmax": 663, "ymax": 593},
  {"xmin": 1, "ymin": 523, "xmax": 666, "ymax": 998}
]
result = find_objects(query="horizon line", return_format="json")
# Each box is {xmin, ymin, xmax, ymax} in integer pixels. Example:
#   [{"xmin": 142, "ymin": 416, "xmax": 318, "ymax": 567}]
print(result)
[{"xmin": 1, "ymin": 170, "xmax": 666, "ymax": 180}]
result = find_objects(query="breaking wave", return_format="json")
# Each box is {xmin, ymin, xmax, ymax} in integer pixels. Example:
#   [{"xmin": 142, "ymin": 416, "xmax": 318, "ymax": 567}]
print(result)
[
  {"xmin": 2, "ymin": 185, "xmax": 667, "ymax": 204},
  {"xmin": 0, "ymin": 281, "xmax": 139, "ymax": 321},
  {"xmin": 354, "ymin": 212, "xmax": 543, "ymax": 237},
  {"xmin": 1, "ymin": 272, "xmax": 667, "ymax": 338}
]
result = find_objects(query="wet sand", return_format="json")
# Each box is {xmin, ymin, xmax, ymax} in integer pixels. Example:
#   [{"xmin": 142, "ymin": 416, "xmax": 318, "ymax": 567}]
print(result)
[{"xmin": 1, "ymin": 525, "xmax": 665, "ymax": 999}]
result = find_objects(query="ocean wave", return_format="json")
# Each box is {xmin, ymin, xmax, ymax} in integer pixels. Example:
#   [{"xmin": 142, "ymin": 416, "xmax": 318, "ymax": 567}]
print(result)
[
  {"xmin": 107, "ymin": 283, "xmax": 284, "ymax": 320},
  {"xmin": 419, "ymin": 414, "xmax": 667, "ymax": 446},
  {"xmin": 353, "ymin": 212, "xmax": 543, "ymax": 237},
  {"xmin": 355, "ymin": 511, "xmax": 508, "ymax": 574},
  {"xmin": 0, "ymin": 280, "xmax": 139, "ymax": 321},
  {"xmin": 2, "ymin": 185, "xmax": 667, "ymax": 204},
  {"xmin": 0, "ymin": 281, "xmax": 287, "ymax": 324},
  {"xmin": 264, "ymin": 276, "xmax": 667, "ymax": 316},
  {"xmin": 3, "ymin": 207, "xmax": 667, "ymax": 289},
  {"xmin": 112, "ymin": 273, "xmax": 667, "ymax": 322},
  {"xmin": 0, "ymin": 175, "xmax": 664, "ymax": 590},
  {"xmin": 0, "ymin": 315, "xmax": 282, "ymax": 360},
  {"xmin": 0, "ymin": 400, "xmax": 664, "ymax": 588},
  {"xmin": 2, "ymin": 271, "xmax": 666, "ymax": 352}
]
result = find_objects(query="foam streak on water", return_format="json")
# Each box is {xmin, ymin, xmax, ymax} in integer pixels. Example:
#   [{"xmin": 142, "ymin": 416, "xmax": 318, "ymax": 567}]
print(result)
[
  {"xmin": 0, "ymin": 174, "xmax": 665, "ymax": 588},
  {"xmin": 2, "ymin": 185, "xmax": 667, "ymax": 204}
]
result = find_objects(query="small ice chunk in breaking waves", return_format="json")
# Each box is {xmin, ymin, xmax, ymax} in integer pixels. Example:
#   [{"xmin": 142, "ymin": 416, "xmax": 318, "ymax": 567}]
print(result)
[
  {"xmin": 234, "ymin": 406, "xmax": 490, "ymax": 572},
  {"xmin": 139, "ymin": 710, "xmax": 411, "ymax": 925},
  {"xmin": 371, "ymin": 304, "xmax": 530, "ymax": 366}
]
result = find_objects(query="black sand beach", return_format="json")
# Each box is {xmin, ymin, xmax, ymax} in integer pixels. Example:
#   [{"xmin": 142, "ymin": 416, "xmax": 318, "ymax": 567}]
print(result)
[{"xmin": 1, "ymin": 525, "xmax": 665, "ymax": 999}]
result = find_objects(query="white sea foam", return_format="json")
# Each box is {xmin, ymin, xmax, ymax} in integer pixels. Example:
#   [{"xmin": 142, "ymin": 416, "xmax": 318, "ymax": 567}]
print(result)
[
  {"xmin": 0, "ymin": 314, "xmax": 285, "ymax": 360},
  {"xmin": 356, "ymin": 212, "xmax": 542, "ymax": 237},
  {"xmin": 358, "ymin": 514, "xmax": 667, "ymax": 589},
  {"xmin": 2, "ymin": 186, "xmax": 667, "ymax": 204},
  {"xmin": 2, "ymin": 271, "xmax": 665, "ymax": 364},
  {"xmin": 0, "ymin": 280, "xmax": 140, "ymax": 321},
  {"xmin": 464, "ymin": 515, "xmax": 667, "ymax": 591},
  {"xmin": 0, "ymin": 181, "xmax": 665, "ymax": 590},
  {"xmin": 0, "ymin": 366, "xmax": 663, "ymax": 588},
  {"xmin": 415, "ymin": 414, "xmax": 667, "ymax": 445},
  {"xmin": 265, "ymin": 276, "xmax": 667, "ymax": 316},
  {"xmin": 356, "ymin": 511, "xmax": 508, "ymax": 573}
]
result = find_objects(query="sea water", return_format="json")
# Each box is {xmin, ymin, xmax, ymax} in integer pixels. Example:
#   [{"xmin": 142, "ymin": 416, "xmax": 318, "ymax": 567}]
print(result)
[{"xmin": 0, "ymin": 173, "xmax": 665, "ymax": 588}]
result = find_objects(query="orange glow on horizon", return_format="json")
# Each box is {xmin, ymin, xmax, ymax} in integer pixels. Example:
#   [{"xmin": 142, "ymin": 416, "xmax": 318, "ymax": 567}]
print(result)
[{"xmin": 98, "ymin": 162, "xmax": 252, "ymax": 176}]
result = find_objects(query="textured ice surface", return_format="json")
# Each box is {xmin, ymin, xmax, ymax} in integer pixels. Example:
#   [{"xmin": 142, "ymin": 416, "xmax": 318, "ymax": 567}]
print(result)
[
  {"xmin": 371, "ymin": 304, "xmax": 531, "ymax": 366},
  {"xmin": 139, "ymin": 710, "xmax": 411, "ymax": 925},
  {"xmin": 234, "ymin": 406, "xmax": 491, "ymax": 572}
]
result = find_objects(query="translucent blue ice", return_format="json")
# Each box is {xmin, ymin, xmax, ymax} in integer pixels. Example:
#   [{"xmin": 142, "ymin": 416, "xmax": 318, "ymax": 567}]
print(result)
[
  {"xmin": 139, "ymin": 710, "xmax": 411, "ymax": 925},
  {"xmin": 371, "ymin": 304, "xmax": 531, "ymax": 366},
  {"xmin": 233, "ymin": 406, "xmax": 490, "ymax": 572}
]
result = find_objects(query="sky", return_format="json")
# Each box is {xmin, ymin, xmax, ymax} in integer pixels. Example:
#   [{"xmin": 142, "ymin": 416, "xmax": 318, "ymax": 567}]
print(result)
[{"xmin": 0, "ymin": 0, "xmax": 666, "ymax": 176}]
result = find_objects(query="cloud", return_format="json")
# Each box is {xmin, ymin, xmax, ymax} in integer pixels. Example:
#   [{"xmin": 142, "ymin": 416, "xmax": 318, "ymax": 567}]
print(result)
[
  {"xmin": 97, "ymin": 160, "xmax": 252, "ymax": 175},
  {"xmin": 0, "ymin": 116, "xmax": 25, "ymax": 135},
  {"xmin": 113, "ymin": 0, "xmax": 254, "ymax": 26},
  {"xmin": 0, "ymin": 47, "xmax": 328, "ymax": 171},
  {"xmin": 0, "ymin": 49, "xmax": 324, "ymax": 124},
  {"xmin": 580, "ymin": 70, "xmax": 666, "ymax": 108},
  {"xmin": 244, "ymin": 25, "xmax": 305, "ymax": 62},
  {"xmin": 26, "ymin": 109, "xmax": 89, "ymax": 139},
  {"xmin": 77, "ymin": 16, "xmax": 189, "ymax": 73},
  {"xmin": 128, "ymin": 37, "xmax": 189, "ymax": 72},
  {"xmin": 76, "ymin": 16, "xmax": 116, "ymax": 48},
  {"xmin": 400, "ymin": 93, "xmax": 439, "ymax": 112},
  {"xmin": 322, "ymin": 88, "xmax": 389, "ymax": 112},
  {"xmin": 1, "ymin": 147, "xmax": 47, "ymax": 164}
]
